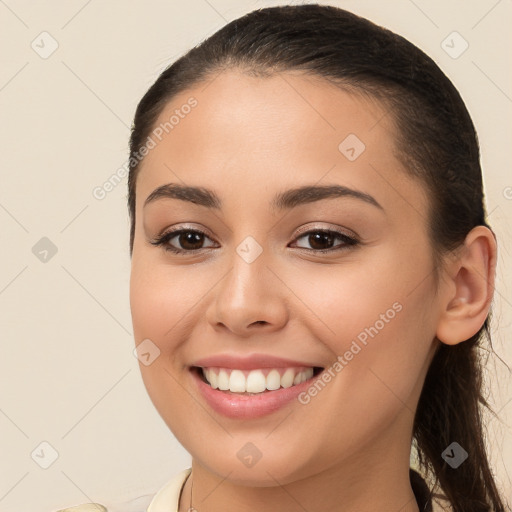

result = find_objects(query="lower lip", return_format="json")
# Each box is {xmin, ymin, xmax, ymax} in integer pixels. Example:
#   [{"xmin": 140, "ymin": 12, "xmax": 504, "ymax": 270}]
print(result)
[{"xmin": 191, "ymin": 368, "xmax": 319, "ymax": 419}]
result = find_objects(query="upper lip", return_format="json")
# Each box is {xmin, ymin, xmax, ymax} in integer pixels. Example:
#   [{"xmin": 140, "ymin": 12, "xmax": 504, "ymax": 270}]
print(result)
[{"xmin": 191, "ymin": 353, "xmax": 322, "ymax": 370}]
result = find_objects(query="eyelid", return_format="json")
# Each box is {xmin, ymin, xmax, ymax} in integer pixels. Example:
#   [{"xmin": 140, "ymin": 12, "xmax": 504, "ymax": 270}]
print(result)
[
  {"xmin": 293, "ymin": 222, "xmax": 358, "ymax": 240},
  {"xmin": 150, "ymin": 222, "xmax": 360, "ymax": 254},
  {"xmin": 155, "ymin": 222, "xmax": 357, "ymax": 242},
  {"xmin": 156, "ymin": 223, "xmax": 215, "ymax": 239},
  {"xmin": 150, "ymin": 224, "xmax": 218, "ymax": 252}
]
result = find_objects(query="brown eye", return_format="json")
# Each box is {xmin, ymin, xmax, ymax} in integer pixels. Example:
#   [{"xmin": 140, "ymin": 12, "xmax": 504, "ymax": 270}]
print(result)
[
  {"xmin": 306, "ymin": 232, "xmax": 336, "ymax": 250},
  {"xmin": 150, "ymin": 229, "xmax": 217, "ymax": 254},
  {"xmin": 292, "ymin": 230, "xmax": 358, "ymax": 252},
  {"xmin": 175, "ymin": 231, "xmax": 206, "ymax": 251}
]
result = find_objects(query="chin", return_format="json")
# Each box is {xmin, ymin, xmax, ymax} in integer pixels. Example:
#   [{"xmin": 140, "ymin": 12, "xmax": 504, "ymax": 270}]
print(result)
[{"xmin": 188, "ymin": 438, "xmax": 321, "ymax": 488}]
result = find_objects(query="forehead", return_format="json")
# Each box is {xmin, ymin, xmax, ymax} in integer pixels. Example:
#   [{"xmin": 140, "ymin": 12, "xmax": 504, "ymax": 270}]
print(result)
[
  {"xmin": 147, "ymin": 70, "xmax": 392, "ymax": 158},
  {"xmin": 135, "ymin": 70, "xmax": 427, "ymax": 218}
]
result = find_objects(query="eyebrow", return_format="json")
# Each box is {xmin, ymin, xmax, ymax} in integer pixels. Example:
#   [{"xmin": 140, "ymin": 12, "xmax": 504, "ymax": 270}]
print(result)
[{"xmin": 143, "ymin": 183, "xmax": 383, "ymax": 212}]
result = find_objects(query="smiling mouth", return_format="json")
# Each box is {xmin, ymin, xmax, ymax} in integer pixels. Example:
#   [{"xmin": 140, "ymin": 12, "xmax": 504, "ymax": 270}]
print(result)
[{"xmin": 192, "ymin": 366, "xmax": 324, "ymax": 395}]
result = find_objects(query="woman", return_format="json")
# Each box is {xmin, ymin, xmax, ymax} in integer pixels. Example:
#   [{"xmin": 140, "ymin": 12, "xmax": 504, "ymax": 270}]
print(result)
[{"xmin": 61, "ymin": 4, "xmax": 509, "ymax": 511}]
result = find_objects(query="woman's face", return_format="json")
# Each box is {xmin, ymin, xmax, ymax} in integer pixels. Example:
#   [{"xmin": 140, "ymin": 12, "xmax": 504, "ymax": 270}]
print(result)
[{"xmin": 130, "ymin": 70, "xmax": 441, "ymax": 485}]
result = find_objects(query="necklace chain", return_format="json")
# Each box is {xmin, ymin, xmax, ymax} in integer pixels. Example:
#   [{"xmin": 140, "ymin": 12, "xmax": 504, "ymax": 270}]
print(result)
[{"xmin": 187, "ymin": 471, "xmax": 195, "ymax": 512}]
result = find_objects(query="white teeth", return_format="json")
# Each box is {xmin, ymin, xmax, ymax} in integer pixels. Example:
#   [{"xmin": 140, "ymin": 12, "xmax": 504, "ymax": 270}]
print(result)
[
  {"xmin": 266, "ymin": 369, "xmax": 281, "ymax": 390},
  {"xmin": 229, "ymin": 370, "xmax": 246, "ymax": 392},
  {"xmin": 293, "ymin": 369, "xmax": 313, "ymax": 385},
  {"xmin": 201, "ymin": 367, "xmax": 316, "ymax": 393},
  {"xmin": 281, "ymin": 368, "xmax": 295, "ymax": 388},
  {"xmin": 304, "ymin": 368, "xmax": 314, "ymax": 380},
  {"xmin": 217, "ymin": 369, "xmax": 229, "ymax": 390},
  {"xmin": 209, "ymin": 369, "xmax": 218, "ymax": 389},
  {"xmin": 246, "ymin": 370, "xmax": 267, "ymax": 393}
]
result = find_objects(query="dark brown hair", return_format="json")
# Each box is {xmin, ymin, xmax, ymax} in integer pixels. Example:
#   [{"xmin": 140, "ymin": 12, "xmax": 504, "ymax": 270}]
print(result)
[{"xmin": 127, "ymin": 5, "xmax": 510, "ymax": 511}]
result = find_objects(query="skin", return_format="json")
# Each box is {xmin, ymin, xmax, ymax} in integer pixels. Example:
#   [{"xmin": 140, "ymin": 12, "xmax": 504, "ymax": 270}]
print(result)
[{"xmin": 129, "ymin": 70, "xmax": 497, "ymax": 512}]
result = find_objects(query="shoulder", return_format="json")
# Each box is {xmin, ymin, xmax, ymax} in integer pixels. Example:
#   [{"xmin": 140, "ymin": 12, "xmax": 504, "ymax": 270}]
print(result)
[
  {"xmin": 55, "ymin": 506, "xmax": 107, "ymax": 512},
  {"xmin": 147, "ymin": 468, "xmax": 192, "ymax": 512},
  {"xmin": 53, "ymin": 469, "xmax": 191, "ymax": 512},
  {"xmin": 55, "ymin": 500, "xmax": 149, "ymax": 512}
]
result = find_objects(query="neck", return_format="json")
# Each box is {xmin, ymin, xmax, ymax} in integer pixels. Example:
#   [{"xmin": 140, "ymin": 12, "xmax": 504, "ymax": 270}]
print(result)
[
  {"xmin": 181, "ymin": 464, "xmax": 419, "ymax": 512},
  {"xmin": 179, "ymin": 421, "xmax": 420, "ymax": 512}
]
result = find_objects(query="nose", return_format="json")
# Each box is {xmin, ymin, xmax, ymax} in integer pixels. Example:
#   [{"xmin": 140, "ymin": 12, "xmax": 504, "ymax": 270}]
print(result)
[{"xmin": 205, "ymin": 246, "xmax": 289, "ymax": 337}]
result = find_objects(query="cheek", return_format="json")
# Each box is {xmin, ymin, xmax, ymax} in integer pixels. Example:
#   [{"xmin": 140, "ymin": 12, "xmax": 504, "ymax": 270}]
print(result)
[
  {"xmin": 129, "ymin": 260, "xmax": 218, "ymax": 415},
  {"xmin": 287, "ymin": 264, "xmax": 421, "ymax": 389},
  {"xmin": 284, "ymin": 245, "xmax": 435, "ymax": 413},
  {"xmin": 129, "ymin": 261, "xmax": 205, "ymax": 346},
  {"xmin": 129, "ymin": 262, "xmax": 197, "ymax": 434},
  {"xmin": 284, "ymin": 247, "xmax": 425, "ymax": 350},
  {"xmin": 282, "ymin": 275, "xmax": 433, "ymax": 473}
]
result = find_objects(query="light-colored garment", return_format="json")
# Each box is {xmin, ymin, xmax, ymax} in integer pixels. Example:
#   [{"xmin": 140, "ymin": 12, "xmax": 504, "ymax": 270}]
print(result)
[
  {"xmin": 146, "ymin": 468, "xmax": 191, "ymax": 512},
  {"xmin": 56, "ymin": 506, "xmax": 107, "ymax": 512},
  {"xmin": 55, "ymin": 468, "xmax": 191, "ymax": 512}
]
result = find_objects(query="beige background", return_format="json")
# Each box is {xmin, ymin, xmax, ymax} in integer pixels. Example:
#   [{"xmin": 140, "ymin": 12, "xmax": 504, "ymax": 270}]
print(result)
[{"xmin": 0, "ymin": 1, "xmax": 511, "ymax": 510}]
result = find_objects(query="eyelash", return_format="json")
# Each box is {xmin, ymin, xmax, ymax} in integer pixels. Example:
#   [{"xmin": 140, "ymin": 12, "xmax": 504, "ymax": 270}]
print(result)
[{"xmin": 149, "ymin": 227, "xmax": 359, "ymax": 255}]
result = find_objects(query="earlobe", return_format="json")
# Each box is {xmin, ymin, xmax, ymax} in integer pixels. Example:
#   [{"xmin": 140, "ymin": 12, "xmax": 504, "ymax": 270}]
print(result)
[{"xmin": 436, "ymin": 226, "xmax": 497, "ymax": 346}]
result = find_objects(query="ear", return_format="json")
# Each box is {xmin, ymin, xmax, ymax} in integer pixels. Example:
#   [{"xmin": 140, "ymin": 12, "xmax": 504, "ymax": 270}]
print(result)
[{"xmin": 436, "ymin": 226, "xmax": 497, "ymax": 345}]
